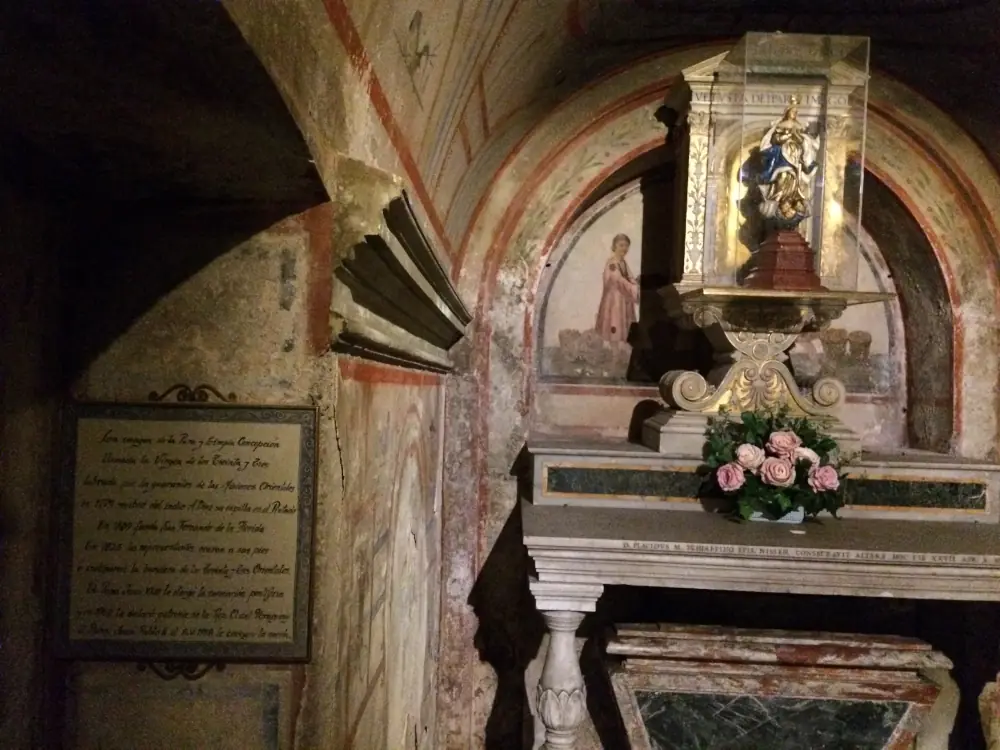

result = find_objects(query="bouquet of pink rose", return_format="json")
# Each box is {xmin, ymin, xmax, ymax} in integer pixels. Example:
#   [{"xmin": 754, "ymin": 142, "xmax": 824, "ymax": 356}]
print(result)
[{"xmin": 702, "ymin": 408, "xmax": 847, "ymax": 521}]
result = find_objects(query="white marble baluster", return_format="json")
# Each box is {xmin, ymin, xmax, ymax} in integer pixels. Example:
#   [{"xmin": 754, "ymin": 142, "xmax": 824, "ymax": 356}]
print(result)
[{"xmin": 529, "ymin": 579, "xmax": 604, "ymax": 750}]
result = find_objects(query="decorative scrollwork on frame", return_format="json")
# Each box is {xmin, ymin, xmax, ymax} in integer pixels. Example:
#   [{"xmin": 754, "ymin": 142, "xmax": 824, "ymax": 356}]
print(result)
[
  {"xmin": 812, "ymin": 377, "xmax": 846, "ymax": 410},
  {"xmin": 660, "ymin": 370, "xmax": 715, "ymax": 410},
  {"xmin": 728, "ymin": 331, "xmax": 797, "ymax": 362},
  {"xmin": 683, "ymin": 136, "xmax": 709, "ymax": 278},
  {"xmin": 137, "ymin": 662, "xmax": 226, "ymax": 681},
  {"xmin": 148, "ymin": 384, "xmax": 237, "ymax": 403}
]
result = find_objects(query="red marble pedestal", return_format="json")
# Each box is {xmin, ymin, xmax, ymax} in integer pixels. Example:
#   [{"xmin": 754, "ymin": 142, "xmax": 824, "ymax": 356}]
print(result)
[{"xmin": 743, "ymin": 228, "xmax": 824, "ymax": 291}]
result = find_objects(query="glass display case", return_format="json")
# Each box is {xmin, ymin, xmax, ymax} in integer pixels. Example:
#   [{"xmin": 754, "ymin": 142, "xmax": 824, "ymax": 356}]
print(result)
[{"xmin": 716, "ymin": 33, "xmax": 870, "ymax": 291}]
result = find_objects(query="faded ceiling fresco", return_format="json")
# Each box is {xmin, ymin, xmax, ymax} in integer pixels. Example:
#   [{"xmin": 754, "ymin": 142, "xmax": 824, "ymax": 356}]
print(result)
[{"xmin": 340, "ymin": 0, "xmax": 1000, "ymax": 257}]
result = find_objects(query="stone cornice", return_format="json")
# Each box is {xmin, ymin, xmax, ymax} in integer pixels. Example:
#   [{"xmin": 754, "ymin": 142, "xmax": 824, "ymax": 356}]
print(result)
[
  {"xmin": 330, "ymin": 160, "xmax": 470, "ymax": 372},
  {"xmin": 523, "ymin": 501, "xmax": 1000, "ymax": 602}
]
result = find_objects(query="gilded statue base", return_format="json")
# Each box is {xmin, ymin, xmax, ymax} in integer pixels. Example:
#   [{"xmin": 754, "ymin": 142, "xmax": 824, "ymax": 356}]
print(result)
[
  {"xmin": 642, "ymin": 286, "xmax": 892, "ymax": 458},
  {"xmin": 743, "ymin": 229, "xmax": 823, "ymax": 291}
]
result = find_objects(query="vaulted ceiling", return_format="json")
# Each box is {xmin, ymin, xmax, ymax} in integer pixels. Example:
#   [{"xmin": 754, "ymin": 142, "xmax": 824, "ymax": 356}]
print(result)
[
  {"xmin": 0, "ymin": 0, "xmax": 326, "ymax": 206},
  {"xmin": 268, "ymin": 0, "xmax": 1000, "ymax": 257},
  {"xmin": 2, "ymin": 0, "xmax": 997, "ymax": 250}
]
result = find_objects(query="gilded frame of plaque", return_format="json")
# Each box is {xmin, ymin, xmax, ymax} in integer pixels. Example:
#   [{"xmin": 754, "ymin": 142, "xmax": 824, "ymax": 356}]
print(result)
[{"xmin": 52, "ymin": 401, "xmax": 318, "ymax": 663}]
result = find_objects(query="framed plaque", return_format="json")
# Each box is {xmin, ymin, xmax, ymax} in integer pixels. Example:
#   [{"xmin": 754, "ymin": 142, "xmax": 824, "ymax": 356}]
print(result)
[{"xmin": 53, "ymin": 401, "xmax": 318, "ymax": 662}]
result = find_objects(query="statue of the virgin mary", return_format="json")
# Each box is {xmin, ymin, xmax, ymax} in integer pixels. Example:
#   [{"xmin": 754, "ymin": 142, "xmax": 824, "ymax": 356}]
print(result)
[{"xmin": 756, "ymin": 95, "xmax": 821, "ymax": 228}]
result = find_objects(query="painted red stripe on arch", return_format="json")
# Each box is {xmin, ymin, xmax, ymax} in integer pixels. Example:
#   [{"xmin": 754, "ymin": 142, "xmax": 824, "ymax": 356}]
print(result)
[
  {"xmin": 454, "ymin": 79, "xmax": 671, "ymax": 280},
  {"xmin": 338, "ymin": 358, "xmax": 441, "ymax": 387},
  {"xmin": 320, "ymin": 0, "xmax": 453, "ymax": 258},
  {"xmin": 869, "ymin": 100, "xmax": 1000, "ymax": 289},
  {"xmin": 449, "ymin": 42, "xmax": 735, "ymax": 278}
]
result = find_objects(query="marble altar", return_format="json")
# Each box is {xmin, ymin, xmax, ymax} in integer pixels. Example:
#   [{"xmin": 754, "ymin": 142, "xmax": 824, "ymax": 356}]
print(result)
[
  {"xmin": 531, "ymin": 440, "xmax": 1000, "ymax": 523},
  {"xmin": 525, "ymin": 496, "xmax": 1000, "ymax": 749}
]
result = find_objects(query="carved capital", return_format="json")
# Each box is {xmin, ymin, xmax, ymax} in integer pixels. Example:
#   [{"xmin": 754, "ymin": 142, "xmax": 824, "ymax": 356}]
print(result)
[
  {"xmin": 536, "ymin": 686, "xmax": 588, "ymax": 747},
  {"xmin": 529, "ymin": 578, "xmax": 603, "ymax": 613},
  {"xmin": 686, "ymin": 109, "xmax": 711, "ymax": 136},
  {"xmin": 826, "ymin": 115, "xmax": 852, "ymax": 139},
  {"xmin": 540, "ymin": 610, "xmax": 586, "ymax": 634}
]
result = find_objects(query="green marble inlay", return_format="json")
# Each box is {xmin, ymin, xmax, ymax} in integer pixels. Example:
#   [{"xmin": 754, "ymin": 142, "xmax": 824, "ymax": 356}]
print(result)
[
  {"xmin": 636, "ymin": 691, "xmax": 908, "ymax": 750},
  {"xmin": 545, "ymin": 466, "xmax": 987, "ymax": 510},
  {"xmin": 546, "ymin": 467, "xmax": 702, "ymax": 499},
  {"xmin": 845, "ymin": 477, "xmax": 986, "ymax": 510}
]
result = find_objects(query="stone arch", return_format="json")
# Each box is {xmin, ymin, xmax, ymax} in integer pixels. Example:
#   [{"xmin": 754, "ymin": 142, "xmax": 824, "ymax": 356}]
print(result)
[{"xmin": 458, "ymin": 46, "xmax": 1000, "ymax": 478}]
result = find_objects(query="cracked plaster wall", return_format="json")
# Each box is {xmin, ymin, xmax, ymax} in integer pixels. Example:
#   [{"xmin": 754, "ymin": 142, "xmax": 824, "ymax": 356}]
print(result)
[
  {"xmin": 1, "ymin": 197, "xmax": 445, "ymax": 749},
  {"xmin": 67, "ymin": 210, "xmax": 443, "ymax": 750}
]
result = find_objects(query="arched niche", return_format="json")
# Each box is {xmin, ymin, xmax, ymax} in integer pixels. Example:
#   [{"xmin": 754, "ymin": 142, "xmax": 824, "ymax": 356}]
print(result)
[
  {"xmin": 860, "ymin": 172, "xmax": 954, "ymax": 452},
  {"xmin": 536, "ymin": 168, "xmax": 709, "ymax": 387},
  {"xmin": 532, "ymin": 163, "xmax": 911, "ymax": 451}
]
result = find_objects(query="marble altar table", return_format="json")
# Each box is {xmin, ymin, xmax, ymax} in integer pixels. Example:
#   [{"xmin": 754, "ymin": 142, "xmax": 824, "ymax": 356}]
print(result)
[{"xmin": 522, "ymin": 444, "xmax": 1000, "ymax": 749}]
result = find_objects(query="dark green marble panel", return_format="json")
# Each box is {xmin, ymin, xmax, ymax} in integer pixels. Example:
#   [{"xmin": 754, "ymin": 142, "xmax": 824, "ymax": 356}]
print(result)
[
  {"xmin": 844, "ymin": 477, "xmax": 986, "ymax": 510},
  {"xmin": 546, "ymin": 467, "xmax": 702, "ymax": 498},
  {"xmin": 636, "ymin": 691, "xmax": 908, "ymax": 750},
  {"xmin": 543, "ymin": 466, "xmax": 987, "ymax": 510}
]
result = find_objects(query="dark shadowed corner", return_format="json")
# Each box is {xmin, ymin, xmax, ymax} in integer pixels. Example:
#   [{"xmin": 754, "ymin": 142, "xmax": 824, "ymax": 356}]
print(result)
[{"xmin": 470, "ymin": 446, "xmax": 545, "ymax": 749}]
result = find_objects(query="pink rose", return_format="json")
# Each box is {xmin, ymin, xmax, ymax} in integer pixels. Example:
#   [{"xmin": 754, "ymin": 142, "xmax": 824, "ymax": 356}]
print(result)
[
  {"xmin": 794, "ymin": 446, "xmax": 820, "ymax": 465},
  {"xmin": 735, "ymin": 443, "xmax": 766, "ymax": 473},
  {"xmin": 759, "ymin": 457, "xmax": 795, "ymax": 487},
  {"xmin": 716, "ymin": 462, "xmax": 746, "ymax": 492},
  {"xmin": 766, "ymin": 430, "xmax": 802, "ymax": 459},
  {"xmin": 808, "ymin": 464, "xmax": 840, "ymax": 492}
]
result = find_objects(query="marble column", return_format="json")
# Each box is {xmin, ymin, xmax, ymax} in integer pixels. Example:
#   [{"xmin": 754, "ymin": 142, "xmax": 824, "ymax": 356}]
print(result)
[{"xmin": 529, "ymin": 578, "xmax": 604, "ymax": 750}]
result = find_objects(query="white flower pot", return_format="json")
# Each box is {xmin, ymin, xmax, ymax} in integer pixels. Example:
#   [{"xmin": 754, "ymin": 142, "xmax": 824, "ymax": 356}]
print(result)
[{"xmin": 749, "ymin": 506, "xmax": 805, "ymax": 524}]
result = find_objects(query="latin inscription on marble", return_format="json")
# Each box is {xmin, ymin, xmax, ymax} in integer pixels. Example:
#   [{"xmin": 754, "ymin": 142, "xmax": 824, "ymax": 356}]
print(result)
[
  {"xmin": 64, "ymin": 411, "xmax": 312, "ymax": 652},
  {"xmin": 616, "ymin": 540, "xmax": 995, "ymax": 566},
  {"xmin": 692, "ymin": 91, "xmax": 851, "ymax": 108}
]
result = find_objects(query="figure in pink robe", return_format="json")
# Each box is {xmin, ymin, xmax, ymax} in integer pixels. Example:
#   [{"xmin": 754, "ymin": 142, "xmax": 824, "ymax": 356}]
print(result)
[{"xmin": 594, "ymin": 233, "xmax": 639, "ymax": 343}]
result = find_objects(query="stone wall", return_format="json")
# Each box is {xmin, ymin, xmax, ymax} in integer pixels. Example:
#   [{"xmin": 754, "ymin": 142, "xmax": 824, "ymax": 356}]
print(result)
[
  {"xmin": 0, "ymin": 174, "xmax": 64, "ymax": 750},
  {"xmin": 0, "ymin": 200, "xmax": 445, "ymax": 749}
]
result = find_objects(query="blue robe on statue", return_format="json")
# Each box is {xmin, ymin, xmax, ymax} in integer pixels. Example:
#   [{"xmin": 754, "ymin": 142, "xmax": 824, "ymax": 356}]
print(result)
[{"xmin": 759, "ymin": 143, "xmax": 817, "ymax": 185}]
